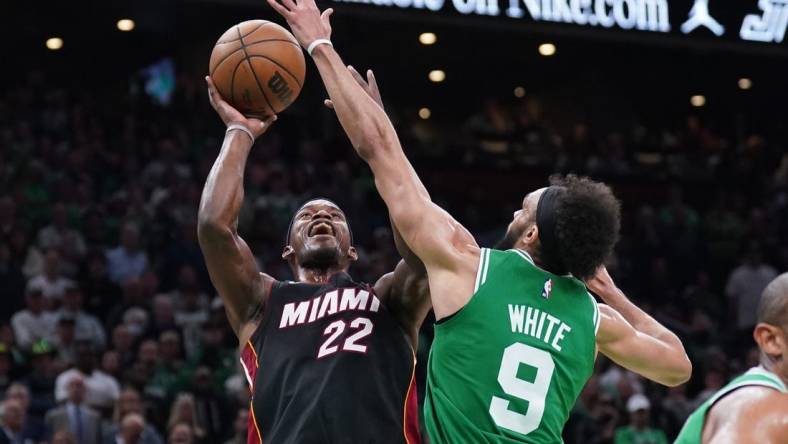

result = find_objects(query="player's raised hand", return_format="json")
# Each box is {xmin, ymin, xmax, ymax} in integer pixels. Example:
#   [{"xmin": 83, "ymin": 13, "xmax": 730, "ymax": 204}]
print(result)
[
  {"xmin": 267, "ymin": 0, "xmax": 333, "ymax": 50},
  {"xmin": 324, "ymin": 66, "xmax": 383, "ymax": 110},
  {"xmin": 205, "ymin": 76, "xmax": 276, "ymax": 139},
  {"xmin": 585, "ymin": 266, "xmax": 617, "ymax": 299}
]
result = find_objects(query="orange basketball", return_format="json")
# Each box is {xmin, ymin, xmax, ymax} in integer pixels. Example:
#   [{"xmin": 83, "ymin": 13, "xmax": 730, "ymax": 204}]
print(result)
[{"xmin": 209, "ymin": 20, "xmax": 305, "ymax": 118}]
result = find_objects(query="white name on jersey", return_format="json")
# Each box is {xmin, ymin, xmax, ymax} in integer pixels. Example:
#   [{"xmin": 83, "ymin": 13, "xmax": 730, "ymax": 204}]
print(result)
[
  {"xmin": 507, "ymin": 304, "xmax": 571, "ymax": 352},
  {"xmin": 279, "ymin": 288, "xmax": 381, "ymax": 328}
]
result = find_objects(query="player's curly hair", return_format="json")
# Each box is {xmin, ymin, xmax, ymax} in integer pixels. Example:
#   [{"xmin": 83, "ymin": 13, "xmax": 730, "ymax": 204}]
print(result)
[{"xmin": 550, "ymin": 174, "xmax": 621, "ymax": 281}]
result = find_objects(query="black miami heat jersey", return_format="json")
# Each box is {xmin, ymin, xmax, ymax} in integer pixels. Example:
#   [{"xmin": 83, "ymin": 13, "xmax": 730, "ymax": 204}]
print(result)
[{"xmin": 240, "ymin": 272, "xmax": 421, "ymax": 444}]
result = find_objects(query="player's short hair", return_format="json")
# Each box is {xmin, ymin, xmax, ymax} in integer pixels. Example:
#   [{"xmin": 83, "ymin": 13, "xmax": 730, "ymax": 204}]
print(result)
[
  {"xmin": 549, "ymin": 174, "xmax": 621, "ymax": 281},
  {"xmin": 757, "ymin": 273, "xmax": 788, "ymax": 326}
]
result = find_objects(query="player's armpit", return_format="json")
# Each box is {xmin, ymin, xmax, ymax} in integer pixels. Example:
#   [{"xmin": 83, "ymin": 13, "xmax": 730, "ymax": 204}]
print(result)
[
  {"xmin": 596, "ymin": 304, "xmax": 692, "ymax": 387},
  {"xmin": 374, "ymin": 260, "xmax": 431, "ymax": 348}
]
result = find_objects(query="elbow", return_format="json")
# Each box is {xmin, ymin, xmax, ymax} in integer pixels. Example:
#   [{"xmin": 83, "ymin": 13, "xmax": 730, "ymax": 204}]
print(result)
[
  {"xmin": 661, "ymin": 353, "xmax": 693, "ymax": 387},
  {"xmin": 197, "ymin": 216, "xmax": 233, "ymax": 244}
]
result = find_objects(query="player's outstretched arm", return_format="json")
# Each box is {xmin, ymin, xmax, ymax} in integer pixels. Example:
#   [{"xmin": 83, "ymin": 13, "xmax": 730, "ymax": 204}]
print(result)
[
  {"xmin": 198, "ymin": 77, "xmax": 276, "ymax": 342},
  {"xmin": 268, "ymin": 0, "xmax": 479, "ymax": 319},
  {"xmin": 588, "ymin": 267, "xmax": 691, "ymax": 386},
  {"xmin": 324, "ymin": 64, "xmax": 431, "ymax": 338},
  {"xmin": 323, "ymin": 65, "xmax": 427, "ymax": 276}
]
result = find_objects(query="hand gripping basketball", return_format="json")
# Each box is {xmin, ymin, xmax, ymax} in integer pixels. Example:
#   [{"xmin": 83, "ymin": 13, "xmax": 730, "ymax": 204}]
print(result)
[
  {"xmin": 205, "ymin": 76, "xmax": 277, "ymax": 141},
  {"xmin": 267, "ymin": 0, "xmax": 333, "ymax": 51}
]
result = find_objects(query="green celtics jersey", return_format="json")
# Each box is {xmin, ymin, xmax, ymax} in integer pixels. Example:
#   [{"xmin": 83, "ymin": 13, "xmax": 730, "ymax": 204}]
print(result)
[
  {"xmin": 674, "ymin": 366, "xmax": 787, "ymax": 444},
  {"xmin": 424, "ymin": 248, "xmax": 600, "ymax": 444}
]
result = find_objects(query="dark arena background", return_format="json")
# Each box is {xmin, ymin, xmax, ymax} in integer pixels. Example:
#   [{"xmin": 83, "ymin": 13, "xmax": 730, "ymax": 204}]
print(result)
[{"xmin": 3, "ymin": 0, "xmax": 788, "ymax": 443}]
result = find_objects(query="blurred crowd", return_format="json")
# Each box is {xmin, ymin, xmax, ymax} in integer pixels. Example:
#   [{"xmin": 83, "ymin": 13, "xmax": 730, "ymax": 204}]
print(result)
[{"xmin": 1, "ymin": 71, "xmax": 787, "ymax": 444}]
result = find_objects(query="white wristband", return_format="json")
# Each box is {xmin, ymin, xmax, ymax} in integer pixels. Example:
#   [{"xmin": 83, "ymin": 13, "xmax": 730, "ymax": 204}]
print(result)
[
  {"xmin": 307, "ymin": 39, "xmax": 332, "ymax": 56},
  {"xmin": 226, "ymin": 123, "xmax": 255, "ymax": 143}
]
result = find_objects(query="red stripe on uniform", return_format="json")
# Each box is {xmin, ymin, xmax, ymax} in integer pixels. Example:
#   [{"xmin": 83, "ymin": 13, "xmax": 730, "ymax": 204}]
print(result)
[
  {"xmin": 242, "ymin": 341, "xmax": 264, "ymax": 444},
  {"xmin": 403, "ymin": 357, "xmax": 422, "ymax": 444}
]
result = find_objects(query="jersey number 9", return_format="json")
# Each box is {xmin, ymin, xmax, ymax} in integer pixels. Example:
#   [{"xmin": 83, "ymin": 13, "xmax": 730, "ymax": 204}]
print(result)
[{"xmin": 489, "ymin": 343, "xmax": 555, "ymax": 436}]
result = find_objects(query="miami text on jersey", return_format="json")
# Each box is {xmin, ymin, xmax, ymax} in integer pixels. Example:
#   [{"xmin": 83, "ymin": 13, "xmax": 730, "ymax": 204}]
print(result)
[{"xmin": 279, "ymin": 287, "xmax": 382, "ymax": 328}]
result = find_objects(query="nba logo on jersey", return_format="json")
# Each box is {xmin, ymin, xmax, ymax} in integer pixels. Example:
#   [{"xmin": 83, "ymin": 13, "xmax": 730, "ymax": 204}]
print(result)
[{"xmin": 542, "ymin": 279, "xmax": 553, "ymax": 299}]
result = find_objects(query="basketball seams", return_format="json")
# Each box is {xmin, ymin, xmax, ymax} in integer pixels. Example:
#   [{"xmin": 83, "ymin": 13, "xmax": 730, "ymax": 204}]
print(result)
[
  {"xmin": 237, "ymin": 26, "xmax": 276, "ymax": 115},
  {"xmin": 212, "ymin": 39, "xmax": 301, "ymax": 78},
  {"xmin": 210, "ymin": 48, "xmax": 243, "ymax": 78},
  {"xmin": 246, "ymin": 55, "xmax": 304, "ymax": 89},
  {"xmin": 215, "ymin": 20, "xmax": 270, "ymax": 44},
  {"xmin": 229, "ymin": 57, "xmax": 244, "ymax": 110},
  {"xmin": 244, "ymin": 38, "xmax": 301, "ymax": 49}
]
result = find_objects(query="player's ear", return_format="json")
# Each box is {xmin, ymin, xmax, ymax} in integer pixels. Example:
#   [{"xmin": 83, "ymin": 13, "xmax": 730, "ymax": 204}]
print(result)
[
  {"xmin": 524, "ymin": 224, "xmax": 539, "ymax": 245},
  {"xmin": 753, "ymin": 323, "xmax": 784, "ymax": 357},
  {"xmin": 347, "ymin": 246, "xmax": 358, "ymax": 262},
  {"xmin": 282, "ymin": 245, "xmax": 295, "ymax": 260}
]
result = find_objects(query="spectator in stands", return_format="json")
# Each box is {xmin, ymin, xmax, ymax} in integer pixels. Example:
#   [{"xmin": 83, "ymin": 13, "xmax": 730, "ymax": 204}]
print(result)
[
  {"xmin": 166, "ymin": 394, "xmax": 205, "ymax": 444},
  {"xmin": 106, "ymin": 388, "xmax": 164, "ymax": 444},
  {"xmin": 101, "ymin": 350, "xmax": 121, "ymax": 381},
  {"xmin": 2, "ymin": 60, "xmax": 788, "ymax": 444},
  {"xmin": 0, "ymin": 398, "xmax": 26, "ymax": 444},
  {"xmin": 659, "ymin": 384, "xmax": 693, "ymax": 438},
  {"xmin": 51, "ymin": 316, "xmax": 78, "ymax": 370},
  {"xmin": 36, "ymin": 203, "xmax": 86, "ymax": 275},
  {"xmin": 110, "ymin": 325, "xmax": 136, "ymax": 368},
  {"xmin": 14, "ymin": 229, "xmax": 44, "ymax": 281},
  {"xmin": 191, "ymin": 320, "xmax": 235, "ymax": 387},
  {"xmin": 56, "ymin": 284, "xmax": 106, "ymax": 348},
  {"xmin": 11, "ymin": 286, "xmax": 55, "ymax": 350},
  {"xmin": 25, "ymin": 340, "xmax": 57, "ymax": 417},
  {"xmin": 55, "ymin": 341, "xmax": 120, "ymax": 412},
  {"xmin": 5, "ymin": 383, "xmax": 45, "ymax": 443},
  {"xmin": 725, "ymin": 243, "xmax": 778, "ymax": 345},
  {"xmin": 51, "ymin": 430, "xmax": 77, "ymax": 444},
  {"xmin": 149, "ymin": 295, "xmax": 177, "ymax": 341},
  {"xmin": 0, "ymin": 327, "xmax": 23, "ymax": 372},
  {"xmin": 223, "ymin": 408, "xmax": 248, "ymax": 444},
  {"xmin": 27, "ymin": 249, "xmax": 74, "ymax": 303},
  {"xmin": 146, "ymin": 331, "xmax": 188, "ymax": 403},
  {"xmin": 108, "ymin": 413, "xmax": 146, "ymax": 444},
  {"xmin": 691, "ymin": 367, "xmax": 726, "ymax": 408},
  {"xmin": 190, "ymin": 366, "xmax": 230, "ymax": 441},
  {"xmin": 106, "ymin": 223, "xmax": 148, "ymax": 285},
  {"xmin": 78, "ymin": 249, "xmax": 121, "ymax": 319},
  {"xmin": 171, "ymin": 266, "xmax": 208, "ymax": 357},
  {"xmin": 106, "ymin": 278, "xmax": 148, "ymax": 332},
  {"xmin": 45, "ymin": 373, "xmax": 102, "ymax": 444},
  {"xmin": 167, "ymin": 422, "xmax": 194, "ymax": 444},
  {"xmin": 614, "ymin": 394, "xmax": 668, "ymax": 444}
]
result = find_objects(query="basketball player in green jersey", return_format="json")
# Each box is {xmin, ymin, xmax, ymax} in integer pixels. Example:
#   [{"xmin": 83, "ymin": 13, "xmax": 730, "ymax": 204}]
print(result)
[
  {"xmin": 675, "ymin": 273, "xmax": 788, "ymax": 443},
  {"xmin": 267, "ymin": 1, "xmax": 690, "ymax": 442}
]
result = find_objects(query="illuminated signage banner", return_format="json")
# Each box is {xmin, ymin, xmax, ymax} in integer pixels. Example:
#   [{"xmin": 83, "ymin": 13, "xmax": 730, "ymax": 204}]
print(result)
[{"xmin": 330, "ymin": 0, "xmax": 788, "ymax": 44}]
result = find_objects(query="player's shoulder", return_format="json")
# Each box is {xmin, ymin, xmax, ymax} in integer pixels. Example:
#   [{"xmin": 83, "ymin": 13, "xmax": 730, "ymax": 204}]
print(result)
[
  {"xmin": 707, "ymin": 386, "xmax": 788, "ymax": 442},
  {"xmin": 709, "ymin": 384, "xmax": 787, "ymax": 424}
]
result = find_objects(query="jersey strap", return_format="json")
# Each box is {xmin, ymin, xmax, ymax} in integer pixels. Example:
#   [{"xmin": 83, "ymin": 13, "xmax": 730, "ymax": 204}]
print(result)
[
  {"xmin": 587, "ymin": 292, "xmax": 600, "ymax": 335},
  {"xmin": 707, "ymin": 366, "xmax": 787, "ymax": 407},
  {"xmin": 473, "ymin": 248, "xmax": 492, "ymax": 293}
]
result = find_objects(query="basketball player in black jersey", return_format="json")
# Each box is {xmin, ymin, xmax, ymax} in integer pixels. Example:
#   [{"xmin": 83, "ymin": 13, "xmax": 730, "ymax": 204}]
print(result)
[{"xmin": 198, "ymin": 60, "xmax": 429, "ymax": 443}]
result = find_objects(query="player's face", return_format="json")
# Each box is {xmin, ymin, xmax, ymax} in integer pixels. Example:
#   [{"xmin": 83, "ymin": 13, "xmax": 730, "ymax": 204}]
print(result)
[
  {"xmin": 284, "ymin": 200, "xmax": 356, "ymax": 269},
  {"xmin": 495, "ymin": 188, "xmax": 545, "ymax": 250}
]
